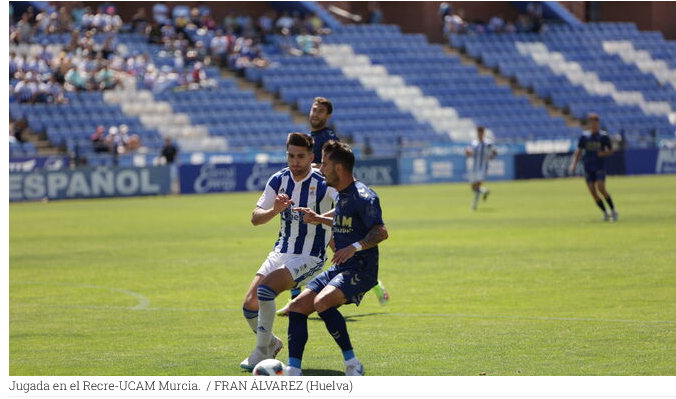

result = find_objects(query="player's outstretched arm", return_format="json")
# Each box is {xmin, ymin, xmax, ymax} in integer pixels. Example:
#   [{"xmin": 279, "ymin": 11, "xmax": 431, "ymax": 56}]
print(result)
[
  {"xmin": 293, "ymin": 207, "xmax": 333, "ymax": 226},
  {"xmin": 251, "ymin": 194, "xmax": 293, "ymax": 225}
]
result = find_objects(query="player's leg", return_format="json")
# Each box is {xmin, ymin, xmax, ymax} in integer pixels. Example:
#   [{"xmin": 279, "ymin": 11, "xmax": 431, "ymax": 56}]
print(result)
[
  {"xmin": 595, "ymin": 175, "xmax": 617, "ymax": 221},
  {"xmin": 254, "ymin": 267, "xmax": 296, "ymax": 360},
  {"xmin": 276, "ymin": 286, "xmax": 301, "ymax": 317},
  {"xmin": 314, "ymin": 270, "xmax": 376, "ymax": 376},
  {"xmin": 242, "ymin": 274, "xmax": 264, "ymax": 334},
  {"xmin": 585, "ymin": 172, "xmax": 608, "ymax": 220},
  {"xmin": 370, "ymin": 279, "xmax": 389, "ymax": 305},
  {"xmin": 471, "ymin": 181, "xmax": 481, "ymax": 210},
  {"xmin": 286, "ymin": 288, "xmax": 319, "ymax": 376}
]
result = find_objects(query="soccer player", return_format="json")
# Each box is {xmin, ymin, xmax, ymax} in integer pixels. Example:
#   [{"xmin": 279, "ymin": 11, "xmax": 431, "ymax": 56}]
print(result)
[
  {"xmin": 277, "ymin": 97, "xmax": 389, "ymax": 316},
  {"xmin": 568, "ymin": 113, "xmax": 618, "ymax": 222},
  {"xmin": 464, "ymin": 126, "xmax": 497, "ymax": 210},
  {"xmin": 285, "ymin": 141, "xmax": 389, "ymax": 376},
  {"xmin": 308, "ymin": 97, "xmax": 339, "ymax": 167},
  {"xmin": 239, "ymin": 133, "xmax": 337, "ymax": 370}
]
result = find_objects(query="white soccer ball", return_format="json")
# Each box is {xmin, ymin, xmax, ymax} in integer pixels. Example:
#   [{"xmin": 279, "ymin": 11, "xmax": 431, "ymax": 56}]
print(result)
[{"xmin": 252, "ymin": 359, "xmax": 288, "ymax": 376}]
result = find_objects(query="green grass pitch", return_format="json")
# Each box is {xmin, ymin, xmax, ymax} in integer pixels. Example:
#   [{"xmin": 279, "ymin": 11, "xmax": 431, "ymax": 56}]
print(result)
[{"xmin": 9, "ymin": 174, "xmax": 676, "ymax": 375}]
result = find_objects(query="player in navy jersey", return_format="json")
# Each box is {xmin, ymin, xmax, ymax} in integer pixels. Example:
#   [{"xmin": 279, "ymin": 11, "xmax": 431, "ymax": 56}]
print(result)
[
  {"xmin": 308, "ymin": 97, "xmax": 339, "ymax": 166},
  {"xmin": 239, "ymin": 133, "xmax": 338, "ymax": 370},
  {"xmin": 277, "ymin": 97, "xmax": 389, "ymax": 316},
  {"xmin": 284, "ymin": 141, "xmax": 389, "ymax": 376},
  {"xmin": 465, "ymin": 126, "xmax": 497, "ymax": 210},
  {"xmin": 569, "ymin": 113, "xmax": 618, "ymax": 221}
]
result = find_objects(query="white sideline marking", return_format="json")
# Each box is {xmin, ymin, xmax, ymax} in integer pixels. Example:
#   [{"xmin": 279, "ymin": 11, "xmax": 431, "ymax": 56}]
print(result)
[
  {"xmin": 12, "ymin": 281, "xmax": 150, "ymax": 310},
  {"xmin": 10, "ymin": 303, "xmax": 675, "ymax": 324}
]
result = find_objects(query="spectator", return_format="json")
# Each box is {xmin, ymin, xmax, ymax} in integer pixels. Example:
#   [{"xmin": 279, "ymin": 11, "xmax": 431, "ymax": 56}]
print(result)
[
  {"xmin": 367, "ymin": 2, "xmax": 384, "ymax": 24},
  {"xmin": 153, "ymin": 1, "xmax": 170, "ymax": 25},
  {"xmin": 57, "ymin": 7, "xmax": 73, "ymax": 33},
  {"xmin": 160, "ymin": 137, "xmax": 178, "ymax": 164},
  {"xmin": 15, "ymin": 13, "xmax": 34, "ymax": 43},
  {"xmin": 488, "ymin": 14, "xmax": 505, "ymax": 33},
  {"xmin": 296, "ymin": 30, "xmax": 320, "ymax": 56},
  {"xmin": 276, "ymin": 11, "xmax": 295, "ymax": 32},
  {"xmin": 438, "ymin": 2, "xmax": 452, "ymax": 22},
  {"xmin": 210, "ymin": 30, "xmax": 229, "ymax": 67},
  {"xmin": 13, "ymin": 75, "xmax": 37, "ymax": 103},
  {"xmin": 71, "ymin": 3, "xmax": 86, "ymax": 28},
  {"xmin": 526, "ymin": 1, "xmax": 543, "ymax": 33},
  {"xmin": 444, "ymin": 8, "xmax": 467, "ymax": 34},
  {"xmin": 91, "ymin": 125, "xmax": 109, "ymax": 153},
  {"xmin": 120, "ymin": 124, "xmax": 142, "ymax": 152},
  {"xmin": 131, "ymin": 7, "xmax": 148, "ymax": 33}
]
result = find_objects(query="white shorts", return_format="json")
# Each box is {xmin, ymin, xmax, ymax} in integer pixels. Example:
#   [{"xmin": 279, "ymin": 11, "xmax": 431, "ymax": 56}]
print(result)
[
  {"xmin": 468, "ymin": 170, "xmax": 486, "ymax": 183},
  {"xmin": 256, "ymin": 252, "xmax": 326, "ymax": 286}
]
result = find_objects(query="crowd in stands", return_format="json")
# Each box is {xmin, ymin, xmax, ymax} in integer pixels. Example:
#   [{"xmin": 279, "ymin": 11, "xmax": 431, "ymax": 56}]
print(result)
[{"xmin": 440, "ymin": 1, "xmax": 543, "ymax": 35}]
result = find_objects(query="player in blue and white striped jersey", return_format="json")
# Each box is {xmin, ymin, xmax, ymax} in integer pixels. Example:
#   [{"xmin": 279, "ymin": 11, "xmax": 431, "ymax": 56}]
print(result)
[
  {"xmin": 240, "ymin": 133, "xmax": 338, "ymax": 371},
  {"xmin": 465, "ymin": 126, "xmax": 497, "ymax": 210}
]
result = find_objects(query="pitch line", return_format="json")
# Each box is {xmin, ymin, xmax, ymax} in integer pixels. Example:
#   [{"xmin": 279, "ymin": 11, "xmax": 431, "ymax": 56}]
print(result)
[
  {"xmin": 11, "ymin": 281, "xmax": 150, "ymax": 310},
  {"xmin": 9, "ymin": 302, "xmax": 675, "ymax": 324}
]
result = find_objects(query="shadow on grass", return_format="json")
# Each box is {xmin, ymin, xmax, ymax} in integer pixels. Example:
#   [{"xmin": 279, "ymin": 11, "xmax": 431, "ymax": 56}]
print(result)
[
  {"xmin": 308, "ymin": 312, "xmax": 386, "ymax": 323},
  {"xmin": 239, "ymin": 368, "xmax": 343, "ymax": 376}
]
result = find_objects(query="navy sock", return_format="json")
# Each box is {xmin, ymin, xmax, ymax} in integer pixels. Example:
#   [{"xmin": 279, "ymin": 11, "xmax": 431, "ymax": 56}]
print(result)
[
  {"xmin": 288, "ymin": 312, "xmax": 308, "ymax": 368},
  {"xmin": 290, "ymin": 287, "xmax": 301, "ymax": 300},
  {"xmin": 604, "ymin": 196, "xmax": 615, "ymax": 210},
  {"xmin": 596, "ymin": 199, "xmax": 606, "ymax": 212},
  {"xmin": 318, "ymin": 307, "xmax": 353, "ymax": 353}
]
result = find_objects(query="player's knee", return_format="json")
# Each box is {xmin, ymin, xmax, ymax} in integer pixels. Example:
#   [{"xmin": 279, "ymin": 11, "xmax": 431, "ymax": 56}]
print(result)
[
  {"xmin": 242, "ymin": 295, "xmax": 257, "ymax": 310},
  {"xmin": 313, "ymin": 294, "xmax": 335, "ymax": 314},
  {"xmin": 256, "ymin": 284, "xmax": 277, "ymax": 301},
  {"xmin": 288, "ymin": 296, "xmax": 312, "ymax": 315}
]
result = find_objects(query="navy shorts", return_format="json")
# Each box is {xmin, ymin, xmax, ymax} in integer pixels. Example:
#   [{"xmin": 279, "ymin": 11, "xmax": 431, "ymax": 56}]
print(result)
[
  {"xmin": 584, "ymin": 169, "xmax": 606, "ymax": 183},
  {"xmin": 306, "ymin": 255, "xmax": 378, "ymax": 306}
]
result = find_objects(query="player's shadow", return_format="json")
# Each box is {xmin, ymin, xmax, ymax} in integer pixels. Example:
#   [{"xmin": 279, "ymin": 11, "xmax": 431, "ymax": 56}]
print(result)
[
  {"xmin": 239, "ymin": 368, "xmax": 342, "ymax": 376},
  {"xmin": 308, "ymin": 312, "xmax": 385, "ymax": 323}
]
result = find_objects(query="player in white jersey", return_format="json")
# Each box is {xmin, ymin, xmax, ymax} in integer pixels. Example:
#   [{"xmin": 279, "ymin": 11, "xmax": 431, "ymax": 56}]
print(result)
[
  {"xmin": 240, "ymin": 133, "xmax": 338, "ymax": 370},
  {"xmin": 465, "ymin": 126, "xmax": 497, "ymax": 210}
]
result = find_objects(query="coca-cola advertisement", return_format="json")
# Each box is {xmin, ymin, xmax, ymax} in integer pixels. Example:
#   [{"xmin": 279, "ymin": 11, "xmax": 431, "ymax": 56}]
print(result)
[{"xmin": 515, "ymin": 152, "xmax": 625, "ymax": 179}]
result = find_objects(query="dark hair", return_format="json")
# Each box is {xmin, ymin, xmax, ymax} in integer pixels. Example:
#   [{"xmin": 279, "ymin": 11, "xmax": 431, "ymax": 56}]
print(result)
[
  {"xmin": 286, "ymin": 132, "xmax": 313, "ymax": 151},
  {"xmin": 313, "ymin": 97, "xmax": 333, "ymax": 114},
  {"xmin": 322, "ymin": 140, "xmax": 354, "ymax": 172}
]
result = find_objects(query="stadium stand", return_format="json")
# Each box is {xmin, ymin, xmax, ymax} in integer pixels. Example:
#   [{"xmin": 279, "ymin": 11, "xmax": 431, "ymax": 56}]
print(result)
[{"xmin": 451, "ymin": 22, "xmax": 676, "ymax": 146}]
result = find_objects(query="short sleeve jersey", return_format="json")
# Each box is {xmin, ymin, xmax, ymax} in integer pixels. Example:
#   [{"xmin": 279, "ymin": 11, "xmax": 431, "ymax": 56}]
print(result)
[
  {"xmin": 332, "ymin": 181, "xmax": 384, "ymax": 259},
  {"xmin": 310, "ymin": 127, "xmax": 339, "ymax": 163},
  {"xmin": 257, "ymin": 168, "xmax": 338, "ymax": 259},
  {"xmin": 578, "ymin": 130, "xmax": 611, "ymax": 171}
]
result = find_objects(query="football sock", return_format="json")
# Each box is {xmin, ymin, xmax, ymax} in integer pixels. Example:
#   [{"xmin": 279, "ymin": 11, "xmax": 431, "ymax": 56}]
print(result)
[
  {"xmin": 479, "ymin": 186, "xmax": 487, "ymax": 194},
  {"xmin": 596, "ymin": 199, "xmax": 607, "ymax": 212},
  {"xmin": 604, "ymin": 196, "xmax": 615, "ymax": 210},
  {"xmin": 290, "ymin": 287, "xmax": 301, "ymax": 300},
  {"xmin": 318, "ymin": 307, "xmax": 353, "ymax": 353},
  {"xmin": 256, "ymin": 285, "xmax": 277, "ymax": 352},
  {"xmin": 288, "ymin": 312, "xmax": 309, "ymax": 369},
  {"xmin": 472, "ymin": 190, "xmax": 480, "ymax": 209},
  {"xmin": 243, "ymin": 307, "xmax": 258, "ymax": 334}
]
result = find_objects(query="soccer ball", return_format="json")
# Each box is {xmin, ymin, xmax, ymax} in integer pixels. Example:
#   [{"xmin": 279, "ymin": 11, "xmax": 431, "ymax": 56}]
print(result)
[{"xmin": 252, "ymin": 359, "xmax": 288, "ymax": 376}]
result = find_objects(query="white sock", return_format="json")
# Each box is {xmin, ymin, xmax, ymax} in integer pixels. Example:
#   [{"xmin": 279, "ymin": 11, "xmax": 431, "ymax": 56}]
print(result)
[
  {"xmin": 256, "ymin": 299, "xmax": 276, "ymax": 352},
  {"xmin": 472, "ymin": 190, "xmax": 480, "ymax": 208},
  {"xmin": 479, "ymin": 186, "xmax": 487, "ymax": 194},
  {"xmin": 246, "ymin": 315, "xmax": 258, "ymax": 334}
]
